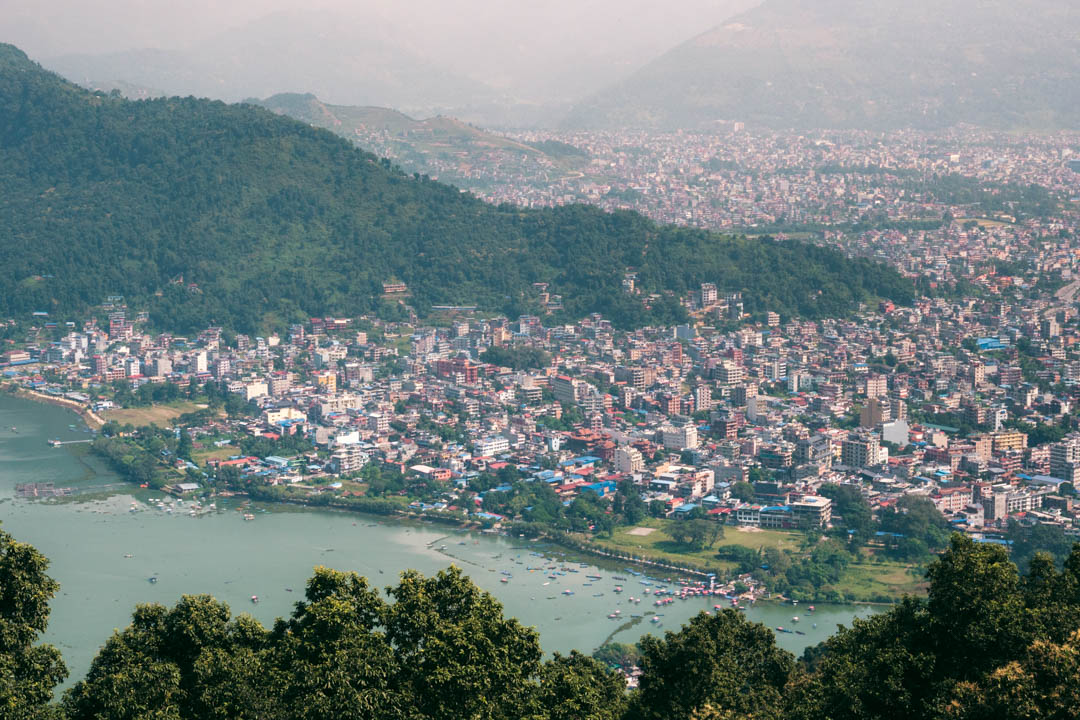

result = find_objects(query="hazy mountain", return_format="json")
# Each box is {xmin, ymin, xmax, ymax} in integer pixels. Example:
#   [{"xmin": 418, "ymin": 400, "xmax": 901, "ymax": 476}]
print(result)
[
  {"xmin": 44, "ymin": 10, "xmax": 496, "ymax": 116},
  {"xmin": 19, "ymin": 0, "xmax": 755, "ymax": 127},
  {"xmin": 565, "ymin": 0, "xmax": 1080, "ymax": 131},
  {"xmin": 0, "ymin": 44, "xmax": 911, "ymax": 332}
]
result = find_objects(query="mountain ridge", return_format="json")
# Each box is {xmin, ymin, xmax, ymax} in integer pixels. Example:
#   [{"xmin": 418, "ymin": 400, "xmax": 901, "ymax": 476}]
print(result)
[
  {"xmin": 565, "ymin": 0, "xmax": 1080, "ymax": 131},
  {"xmin": 0, "ymin": 43, "xmax": 913, "ymax": 333}
]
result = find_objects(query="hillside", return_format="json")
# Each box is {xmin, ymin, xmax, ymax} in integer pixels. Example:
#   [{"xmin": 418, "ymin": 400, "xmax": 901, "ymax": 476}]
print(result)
[
  {"xmin": 251, "ymin": 93, "xmax": 544, "ymax": 159},
  {"xmin": 0, "ymin": 44, "xmax": 913, "ymax": 333},
  {"xmin": 566, "ymin": 0, "xmax": 1080, "ymax": 131}
]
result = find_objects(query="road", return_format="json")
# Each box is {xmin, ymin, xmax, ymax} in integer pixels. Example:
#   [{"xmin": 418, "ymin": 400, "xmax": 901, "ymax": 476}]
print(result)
[{"xmin": 1044, "ymin": 277, "xmax": 1080, "ymax": 319}]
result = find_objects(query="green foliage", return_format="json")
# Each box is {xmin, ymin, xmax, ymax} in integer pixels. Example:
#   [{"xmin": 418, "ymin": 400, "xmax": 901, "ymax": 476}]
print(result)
[
  {"xmin": 668, "ymin": 517, "xmax": 724, "ymax": 552},
  {"xmin": 630, "ymin": 610, "xmax": 795, "ymax": 720},
  {"xmin": 591, "ymin": 642, "xmax": 642, "ymax": 670},
  {"xmin": 479, "ymin": 346, "xmax": 552, "ymax": 370},
  {"xmin": 0, "ymin": 529, "xmax": 67, "ymax": 720},
  {"xmin": 525, "ymin": 651, "xmax": 626, "ymax": 720},
  {"xmin": 818, "ymin": 483, "xmax": 873, "ymax": 547},
  {"xmin": 786, "ymin": 536, "xmax": 1080, "ymax": 720},
  {"xmin": 0, "ymin": 44, "xmax": 911, "ymax": 333},
  {"xmin": 877, "ymin": 495, "xmax": 952, "ymax": 560}
]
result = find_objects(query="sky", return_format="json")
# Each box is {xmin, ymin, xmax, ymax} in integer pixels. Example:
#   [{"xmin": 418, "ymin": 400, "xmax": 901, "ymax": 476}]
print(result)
[{"xmin": 2, "ymin": 0, "xmax": 758, "ymax": 110}]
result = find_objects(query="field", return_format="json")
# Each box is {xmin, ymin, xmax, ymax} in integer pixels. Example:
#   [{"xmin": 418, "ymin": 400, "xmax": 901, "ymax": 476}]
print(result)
[
  {"xmin": 102, "ymin": 401, "xmax": 206, "ymax": 427},
  {"xmin": 192, "ymin": 445, "xmax": 241, "ymax": 465},
  {"xmin": 839, "ymin": 561, "xmax": 927, "ymax": 601},
  {"xmin": 590, "ymin": 519, "xmax": 923, "ymax": 602},
  {"xmin": 590, "ymin": 519, "xmax": 802, "ymax": 571}
]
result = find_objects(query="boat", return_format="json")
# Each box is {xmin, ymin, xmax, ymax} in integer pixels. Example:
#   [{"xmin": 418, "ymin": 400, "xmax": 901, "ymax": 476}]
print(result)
[
  {"xmin": 795, "ymin": 630, "xmax": 806, "ymax": 635},
  {"xmin": 500, "ymin": 578, "xmax": 509, "ymax": 583},
  {"xmin": 562, "ymin": 589, "xmax": 574, "ymax": 595},
  {"xmin": 148, "ymin": 576, "xmax": 157, "ymax": 584},
  {"xmin": 792, "ymin": 616, "xmax": 800, "ymax": 623},
  {"xmin": 250, "ymin": 595, "xmax": 259, "ymax": 604},
  {"xmin": 123, "ymin": 553, "xmax": 133, "ymax": 558}
]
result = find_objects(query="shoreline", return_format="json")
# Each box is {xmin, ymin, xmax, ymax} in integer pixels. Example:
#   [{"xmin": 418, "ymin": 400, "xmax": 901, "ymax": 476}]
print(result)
[
  {"xmin": 3, "ymin": 384, "xmax": 105, "ymax": 430},
  {"xmin": 1, "ymin": 389, "xmax": 902, "ymax": 607}
]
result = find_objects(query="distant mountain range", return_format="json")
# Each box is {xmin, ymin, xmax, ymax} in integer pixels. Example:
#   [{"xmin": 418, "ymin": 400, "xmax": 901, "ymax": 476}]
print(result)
[
  {"xmin": 0, "ymin": 44, "xmax": 912, "ymax": 333},
  {"xmin": 30, "ymin": 1, "xmax": 755, "ymax": 128},
  {"xmin": 43, "ymin": 10, "xmax": 496, "ymax": 117},
  {"xmin": 566, "ymin": 0, "xmax": 1080, "ymax": 131}
]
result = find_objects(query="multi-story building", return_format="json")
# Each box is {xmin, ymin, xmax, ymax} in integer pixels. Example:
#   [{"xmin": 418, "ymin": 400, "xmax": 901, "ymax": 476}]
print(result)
[
  {"xmin": 475, "ymin": 435, "xmax": 510, "ymax": 457},
  {"xmin": 1049, "ymin": 435, "xmax": 1080, "ymax": 483},
  {"xmin": 865, "ymin": 374, "xmax": 888, "ymax": 399},
  {"xmin": 693, "ymin": 385, "xmax": 712, "ymax": 413},
  {"xmin": 661, "ymin": 425, "xmax": 699, "ymax": 451},
  {"xmin": 791, "ymin": 495, "xmax": 832, "ymax": 528},
  {"xmin": 841, "ymin": 432, "xmax": 883, "ymax": 468},
  {"xmin": 614, "ymin": 446, "xmax": 645, "ymax": 474},
  {"xmin": 716, "ymin": 362, "xmax": 746, "ymax": 386}
]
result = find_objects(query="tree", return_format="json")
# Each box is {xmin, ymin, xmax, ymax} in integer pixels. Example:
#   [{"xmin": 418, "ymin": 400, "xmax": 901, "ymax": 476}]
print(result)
[
  {"xmin": 265, "ymin": 567, "xmax": 398, "ymax": 720},
  {"xmin": 731, "ymin": 481, "xmax": 755, "ymax": 503},
  {"xmin": 0, "ymin": 529, "xmax": 67, "ymax": 720},
  {"xmin": 524, "ymin": 651, "xmax": 626, "ymax": 720},
  {"xmin": 949, "ymin": 630, "xmax": 1080, "ymax": 720},
  {"xmin": 629, "ymin": 610, "xmax": 794, "ymax": 720},
  {"xmin": 385, "ymin": 567, "xmax": 542, "ymax": 720},
  {"xmin": 63, "ymin": 595, "xmax": 269, "ymax": 720}
]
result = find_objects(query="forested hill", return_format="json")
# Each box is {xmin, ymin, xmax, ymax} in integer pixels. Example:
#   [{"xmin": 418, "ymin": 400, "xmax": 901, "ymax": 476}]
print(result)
[{"xmin": 0, "ymin": 44, "xmax": 913, "ymax": 333}]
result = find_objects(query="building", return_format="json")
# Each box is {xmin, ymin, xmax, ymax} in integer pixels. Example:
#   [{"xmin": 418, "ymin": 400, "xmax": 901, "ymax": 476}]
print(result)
[
  {"xmin": 553, "ymin": 375, "xmax": 590, "ymax": 405},
  {"xmin": 1050, "ymin": 435, "xmax": 1080, "ymax": 484},
  {"xmin": 693, "ymin": 385, "xmax": 712, "ymax": 413},
  {"xmin": 791, "ymin": 495, "xmax": 832, "ymax": 528},
  {"xmin": 716, "ymin": 362, "xmax": 746, "ymax": 386},
  {"xmin": 614, "ymin": 446, "xmax": 645, "ymax": 474},
  {"xmin": 860, "ymin": 397, "xmax": 891, "ymax": 428},
  {"xmin": 865, "ymin": 374, "xmax": 888, "ymax": 399},
  {"xmin": 475, "ymin": 435, "xmax": 511, "ymax": 457},
  {"xmin": 700, "ymin": 282, "xmax": 718, "ymax": 306},
  {"xmin": 367, "ymin": 412, "xmax": 389, "ymax": 435},
  {"xmin": 331, "ymin": 445, "xmax": 370, "ymax": 474},
  {"xmin": 841, "ymin": 432, "xmax": 883, "ymax": 468},
  {"xmin": 615, "ymin": 366, "xmax": 647, "ymax": 391},
  {"xmin": 436, "ymin": 356, "xmax": 479, "ymax": 384},
  {"xmin": 661, "ymin": 425, "xmax": 699, "ymax": 451},
  {"xmin": 314, "ymin": 370, "xmax": 337, "ymax": 394}
]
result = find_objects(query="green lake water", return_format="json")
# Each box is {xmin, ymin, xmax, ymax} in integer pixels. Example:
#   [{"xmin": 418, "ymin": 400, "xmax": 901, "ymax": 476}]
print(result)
[{"xmin": 0, "ymin": 393, "xmax": 880, "ymax": 684}]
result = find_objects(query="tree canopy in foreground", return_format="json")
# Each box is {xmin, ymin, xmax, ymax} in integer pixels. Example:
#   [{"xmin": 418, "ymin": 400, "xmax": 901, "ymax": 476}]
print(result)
[{"xmin": 4, "ymin": 527, "xmax": 1080, "ymax": 719}]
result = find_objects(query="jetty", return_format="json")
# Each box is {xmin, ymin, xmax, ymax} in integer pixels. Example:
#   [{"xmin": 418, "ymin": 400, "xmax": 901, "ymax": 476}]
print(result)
[{"xmin": 16, "ymin": 482, "xmax": 74, "ymax": 498}]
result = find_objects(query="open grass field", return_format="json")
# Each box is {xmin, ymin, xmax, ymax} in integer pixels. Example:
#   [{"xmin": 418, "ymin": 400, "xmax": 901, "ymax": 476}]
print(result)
[
  {"xmin": 102, "ymin": 401, "xmax": 206, "ymax": 427},
  {"xmin": 838, "ymin": 561, "xmax": 927, "ymax": 601},
  {"xmin": 191, "ymin": 445, "xmax": 241, "ymax": 464},
  {"xmin": 589, "ymin": 519, "xmax": 802, "ymax": 571},
  {"xmin": 590, "ymin": 519, "xmax": 922, "ymax": 602}
]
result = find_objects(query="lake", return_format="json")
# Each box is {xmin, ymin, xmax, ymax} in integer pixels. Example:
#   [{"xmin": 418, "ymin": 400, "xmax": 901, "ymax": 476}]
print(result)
[{"xmin": 0, "ymin": 393, "xmax": 880, "ymax": 683}]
